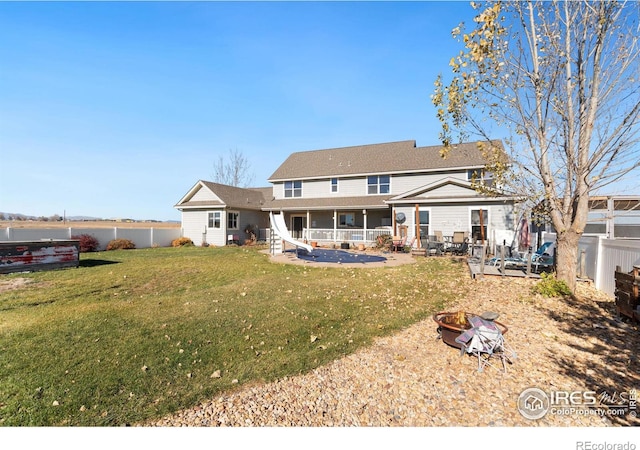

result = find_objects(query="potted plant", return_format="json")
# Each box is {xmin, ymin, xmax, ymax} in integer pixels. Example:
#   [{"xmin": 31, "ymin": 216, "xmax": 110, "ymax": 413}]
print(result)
[{"xmin": 244, "ymin": 224, "xmax": 258, "ymax": 245}]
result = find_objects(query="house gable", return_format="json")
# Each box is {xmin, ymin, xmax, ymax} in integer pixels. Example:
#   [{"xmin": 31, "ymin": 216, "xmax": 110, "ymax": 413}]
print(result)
[
  {"xmin": 175, "ymin": 180, "xmax": 270, "ymax": 211},
  {"xmin": 175, "ymin": 181, "xmax": 225, "ymax": 209},
  {"xmin": 388, "ymin": 177, "xmax": 511, "ymax": 204},
  {"xmin": 191, "ymin": 184, "xmax": 222, "ymax": 203}
]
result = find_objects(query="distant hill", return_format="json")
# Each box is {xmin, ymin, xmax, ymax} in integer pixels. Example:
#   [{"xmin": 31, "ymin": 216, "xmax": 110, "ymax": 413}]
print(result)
[
  {"xmin": 68, "ymin": 216, "xmax": 105, "ymax": 221},
  {"xmin": 0, "ymin": 212, "xmax": 102, "ymax": 221},
  {"xmin": 0, "ymin": 212, "xmax": 177, "ymax": 223}
]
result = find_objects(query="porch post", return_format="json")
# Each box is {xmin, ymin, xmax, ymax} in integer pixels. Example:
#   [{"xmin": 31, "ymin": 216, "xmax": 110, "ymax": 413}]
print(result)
[
  {"xmin": 479, "ymin": 209, "xmax": 485, "ymax": 245},
  {"xmin": 415, "ymin": 204, "xmax": 420, "ymax": 248},
  {"xmin": 392, "ymin": 207, "xmax": 396, "ymax": 235},
  {"xmin": 306, "ymin": 210, "xmax": 310, "ymax": 241},
  {"xmin": 363, "ymin": 209, "xmax": 367, "ymax": 242},
  {"xmin": 333, "ymin": 209, "xmax": 337, "ymax": 243},
  {"xmin": 607, "ymin": 197, "xmax": 614, "ymax": 239}
]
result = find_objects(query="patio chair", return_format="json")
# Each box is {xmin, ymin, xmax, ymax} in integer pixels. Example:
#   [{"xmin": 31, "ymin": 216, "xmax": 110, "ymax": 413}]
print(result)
[
  {"xmin": 447, "ymin": 232, "xmax": 469, "ymax": 256},
  {"xmin": 451, "ymin": 238, "xmax": 469, "ymax": 256},
  {"xmin": 391, "ymin": 235, "xmax": 406, "ymax": 253},
  {"xmin": 529, "ymin": 241, "xmax": 555, "ymax": 273},
  {"xmin": 487, "ymin": 241, "xmax": 554, "ymax": 272},
  {"xmin": 425, "ymin": 235, "xmax": 444, "ymax": 256},
  {"xmin": 455, "ymin": 315, "xmax": 516, "ymax": 372}
]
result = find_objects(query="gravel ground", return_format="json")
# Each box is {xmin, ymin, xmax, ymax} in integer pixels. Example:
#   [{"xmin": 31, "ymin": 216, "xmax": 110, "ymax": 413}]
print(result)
[{"xmin": 145, "ymin": 268, "xmax": 639, "ymax": 427}]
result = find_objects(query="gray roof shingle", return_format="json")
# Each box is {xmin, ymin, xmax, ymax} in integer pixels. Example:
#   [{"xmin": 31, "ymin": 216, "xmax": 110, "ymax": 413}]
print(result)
[
  {"xmin": 268, "ymin": 140, "xmax": 503, "ymax": 181},
  {"xmin": 178, "ymin": 181, "xmax": 270, "ymax": 211}
]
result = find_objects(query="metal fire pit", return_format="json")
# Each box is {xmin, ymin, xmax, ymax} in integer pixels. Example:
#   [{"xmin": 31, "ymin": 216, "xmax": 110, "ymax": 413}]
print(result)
[{"xmin": 433, "ymin": 311, "xmax": 508, "ymax": 349}]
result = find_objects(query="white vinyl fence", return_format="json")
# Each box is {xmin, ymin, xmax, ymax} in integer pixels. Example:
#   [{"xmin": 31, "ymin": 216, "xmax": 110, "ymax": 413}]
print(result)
[
  {"xmin": 2, "ymin": 227, "xmax": 182, "ymax": 251},
  {"xmin": 543, "ymin": 232, "xmax": 640, "ymax": 296}
]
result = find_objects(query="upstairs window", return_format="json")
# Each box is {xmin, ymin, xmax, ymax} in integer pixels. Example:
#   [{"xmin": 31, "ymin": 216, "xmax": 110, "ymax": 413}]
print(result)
[
  {"xmin": 284, "ymin": 180, "xmax": 302, "ymax": 198},
  {"xmin": 467, "ymin": 169, "xmax": 494, "ymax": 186},
  {"xmin": 331, "ymin": 178, "xmax": 338, "ymax": 193},
  {"xmin": 367, "ymin": 175, "xmax": 390, "ymax": 194}
]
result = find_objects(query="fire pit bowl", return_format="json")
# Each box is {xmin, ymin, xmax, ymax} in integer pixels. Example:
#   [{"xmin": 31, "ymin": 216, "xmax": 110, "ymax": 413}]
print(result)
[{"xmin": 433, "ymin": 311, "xmax": 508, "ymax": 349}]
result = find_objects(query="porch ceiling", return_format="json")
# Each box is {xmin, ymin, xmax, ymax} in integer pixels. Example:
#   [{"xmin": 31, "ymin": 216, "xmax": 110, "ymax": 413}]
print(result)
[{"xmin": 262, "ymin": 195, "xmax": 393, "ymax": 211}]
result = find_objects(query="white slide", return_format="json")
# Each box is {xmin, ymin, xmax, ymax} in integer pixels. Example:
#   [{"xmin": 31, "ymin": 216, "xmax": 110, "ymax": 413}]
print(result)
[{"xmin": 270, "ymin": 212, "xmax": 313, "ymax": 254}]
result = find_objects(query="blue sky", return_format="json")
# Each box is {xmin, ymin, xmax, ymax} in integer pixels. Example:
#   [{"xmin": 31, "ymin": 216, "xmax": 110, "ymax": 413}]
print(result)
[
  {"xmin": 2, "ymin": 2, "xmax": 638, "ymax": 222},
  {"xmin": 1, "ymin": 1, "xmax": 481, "ymax": 221}
]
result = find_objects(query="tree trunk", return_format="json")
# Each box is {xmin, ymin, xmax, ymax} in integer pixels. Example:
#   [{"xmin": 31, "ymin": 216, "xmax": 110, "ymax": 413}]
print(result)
[{"xmin": 555, "ymin": 230, "xmax": 580, "ymax": 293}]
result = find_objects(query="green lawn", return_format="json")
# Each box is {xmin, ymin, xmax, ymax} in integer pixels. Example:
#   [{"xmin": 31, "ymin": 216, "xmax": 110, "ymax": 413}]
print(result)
[{"xmin": 0, "ymin": 246, "xmax": 470, "ymax": 426}]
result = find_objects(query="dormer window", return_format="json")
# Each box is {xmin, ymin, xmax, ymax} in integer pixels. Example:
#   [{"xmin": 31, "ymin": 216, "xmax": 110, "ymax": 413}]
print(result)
[
  {"xmin": 367, "ymin": 175, "xmax": 390, "ymax": 194},
  {"xmin": 284, "ymin": 180, "xmax": 302, "ymax": 198}
]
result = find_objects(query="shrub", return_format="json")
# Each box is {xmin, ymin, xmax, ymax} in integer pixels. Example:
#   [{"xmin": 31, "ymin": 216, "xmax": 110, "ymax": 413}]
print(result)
[
  {"xmin": 106, "ymin": 239, "xmax": 136, "ymax": 251},
  {"xmin": 71, "ymin": 234, "xmax": 100, "ymax": 253},
  {"xmin": 171, "ymin": 237, "xmax": 194, "ymax": 247},
  {"xmin": 531, "ymin": 272, "xmax": 572, "ymax": 297},
  {"xmin": 376, "ymin": 234, "xmax": 393, "ymax": 250}
]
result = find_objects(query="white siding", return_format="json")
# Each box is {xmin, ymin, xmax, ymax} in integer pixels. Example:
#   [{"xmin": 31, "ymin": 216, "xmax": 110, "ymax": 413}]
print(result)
[
  {"xmin": 337, "ymin": 177, "xmax": 368, "ymax": 197},
  {"xmin": 274, "ymin": 177, "xmax": 366, "ymax": 199},
  {"xmin": 432, "ymin": 205, "xmax": 469, "ymax": 236},
  {"xmin": 489, "ymin": 203, "xmax": 516, "ymax": 231},
  {"xmin": 302, "ymin": 179, "xmax": 333, "ymax": 198},
  {"xmin": 392, "ymin": 171, "xmax": 468, "ymax": 194},
  {"xmin": 272, "ymin": 182, "xmax": 285, "ymax": 200},
  {"xmin": 181, "ymin": 208, "xmax": 269, "ymax": 247},
  {"xmin": 394, "ymin": 202, "xmax": 516, "ymax": 249},
  {"xmin": 182, "ymin": 209, "xmax": 230, "ymax": 247},
  {"xmin": 417, "ymin": 183, "xmax": 480, "ymax": 198},
  {"xmin": 240, "ymin": 210, "xmax": 270, "ymax": 236},
  {"xmin": 272, "ymin": 170, "xmax": 470, "ymax": 200},
  {"xmin": 191, "ymin": 185, "xmax": 221, "ymax": 202},
  {"xmin": 181, "ymin": 210, "xmax": 210, "ymax": 246}
]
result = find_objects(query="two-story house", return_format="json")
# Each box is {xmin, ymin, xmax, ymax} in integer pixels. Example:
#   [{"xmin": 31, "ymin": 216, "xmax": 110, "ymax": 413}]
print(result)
[{"xmin": 175, "ymin": 140, "xmax": 520, "ymax": 250}]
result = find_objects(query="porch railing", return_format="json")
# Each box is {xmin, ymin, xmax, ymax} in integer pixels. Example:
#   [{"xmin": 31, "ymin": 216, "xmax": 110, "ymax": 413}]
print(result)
[{"xmin": 303, "ymin": 227, "xmax": 393, "ymax": 244}]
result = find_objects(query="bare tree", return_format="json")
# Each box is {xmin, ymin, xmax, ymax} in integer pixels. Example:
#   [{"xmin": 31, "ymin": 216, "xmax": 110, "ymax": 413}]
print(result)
[
  {"xmin": 212, "ymin": 148, "xmax": 255, "ymax": 187},
  {"xmin": 432, "ymin": 1, "xmax": 640, "ymax": 292}
]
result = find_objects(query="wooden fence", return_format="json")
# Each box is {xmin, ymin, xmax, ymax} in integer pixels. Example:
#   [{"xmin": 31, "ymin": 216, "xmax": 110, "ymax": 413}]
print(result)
[{"xmin": 614, "ymin": 265, "xmax": 640, "ymax": 321}]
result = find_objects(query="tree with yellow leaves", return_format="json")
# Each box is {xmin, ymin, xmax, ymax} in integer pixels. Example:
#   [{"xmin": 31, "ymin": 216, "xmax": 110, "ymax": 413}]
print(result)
[{"xmin": 433, "ymin": 1, "xmax": 640, "ymax": 292}]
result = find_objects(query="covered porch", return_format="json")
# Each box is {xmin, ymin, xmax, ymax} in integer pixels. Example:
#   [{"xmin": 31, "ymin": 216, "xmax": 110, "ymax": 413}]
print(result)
[{"xmin": 272, "ymin": 208, "xmax": 396, "ymax": 247}]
